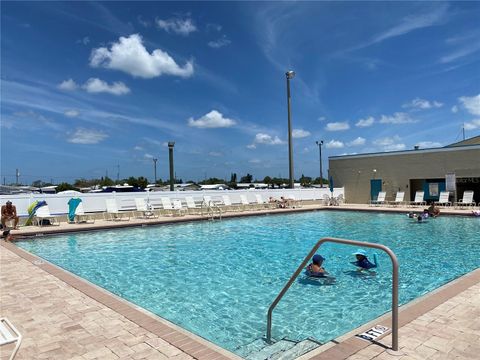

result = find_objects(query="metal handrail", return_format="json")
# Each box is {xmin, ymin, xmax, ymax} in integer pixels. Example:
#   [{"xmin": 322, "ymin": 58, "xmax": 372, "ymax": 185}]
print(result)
[
  {"xmin": 201, "ymin": 201, "xmax": 222, "ymax": 220},
  {"xmin": 266, "ymin": 237, "xmax": 399, "ymax": 351}
]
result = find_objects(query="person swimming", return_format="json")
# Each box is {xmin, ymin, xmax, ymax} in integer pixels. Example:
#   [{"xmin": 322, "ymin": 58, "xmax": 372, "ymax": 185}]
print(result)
[
  {"xmin": 306, "ymin": 254, "xmax": 327, "ymax": 277},
  {"xmin": 351, "ymin": 250, "xmax": 377, "ymax": 270}
]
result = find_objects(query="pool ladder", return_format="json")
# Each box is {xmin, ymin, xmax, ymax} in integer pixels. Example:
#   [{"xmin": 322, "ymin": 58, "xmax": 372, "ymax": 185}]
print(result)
[
  {"xmin": 266, "ymin": 237, "xmax": 400, "ymax": 352},
  {"xmin": 201, "ymin": 201, "xmax": 222, "ymax": 220}
]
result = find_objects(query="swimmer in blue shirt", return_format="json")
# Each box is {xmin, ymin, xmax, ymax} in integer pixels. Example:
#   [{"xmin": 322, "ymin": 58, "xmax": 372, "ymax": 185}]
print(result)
[{"xmin": 351, "ymin": 250, "xmax": 377, "ymax": 271}]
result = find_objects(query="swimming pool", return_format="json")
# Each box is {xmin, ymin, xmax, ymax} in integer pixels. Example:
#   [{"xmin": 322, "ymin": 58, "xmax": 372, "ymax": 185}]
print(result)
[{"xmin": 16, "ymin": 211, "xmax": 480, "ymax": 356}]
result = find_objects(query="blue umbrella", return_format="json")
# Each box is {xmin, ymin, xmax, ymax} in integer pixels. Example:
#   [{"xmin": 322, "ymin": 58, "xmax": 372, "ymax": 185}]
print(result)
[{"xmin": 329, "ymin": 176, "xmax": 334, "ymax": 194}]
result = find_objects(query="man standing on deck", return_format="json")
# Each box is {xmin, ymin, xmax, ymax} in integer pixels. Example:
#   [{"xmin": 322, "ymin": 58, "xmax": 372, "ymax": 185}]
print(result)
[{"xmin": 1, "ymin": 201, "xmax": 19, "ymax": 229}]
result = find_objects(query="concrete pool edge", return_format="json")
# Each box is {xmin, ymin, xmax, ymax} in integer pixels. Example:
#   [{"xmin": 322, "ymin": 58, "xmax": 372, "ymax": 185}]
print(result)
[
  {"xmin": 1, "ymin": 240, "xmax": 243, "ymax": 360},
  {"xmin": 301, "ymin": 267, "xmax": 480, "ymax": 360}
]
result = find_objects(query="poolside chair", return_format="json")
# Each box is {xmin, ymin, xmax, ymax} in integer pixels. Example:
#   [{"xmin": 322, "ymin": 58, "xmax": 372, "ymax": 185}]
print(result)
[
  {"xmin": 160, "ymin": 197, "xmax": 184, "ymax": 216},
  {"xmin": 185, "ymin": 196, "xmax": 202, "ymax": 215},
  {"xmin": 105, "ymin": 199, "xmax": 130, "ymax": 221},
  {"xmin": 0, "ymin": 317, "xmax": 22, "ymax": 360},
  {"xmin": 454, "ymin": 190, "xmax": 476, "ymax": 209},
  {"xmin": 172, "ymin": 199, "xmax": 187, "ymax": 216},
  {"xmin": 33, "ymin": 204, "xmax": 60, "ymax": 226},
  {"xmin": 435, "ymin": 191, "xmax": 451, "ymax": 207},
  {"xmin": 222, "ymin": 195, "xmax": 243, "ymax": 212},
  {"xmin": 389, "ymin": 191, "xmax": 405, "ymax": 207},
  {"xmin": 74, "ymin": 202, "xmax": 95, "ymax": 224},
  {"xmin": 134, "ymin": 198, "xmax": 158, "ymax": 219},
  {"xmin": 255, "ymin": 194, "xmax": 273, "ymax": 209},
  {"xmin": 322, "ymin": 194, "xmax": 331, "ymax": 206},
  {"xmin": 286, "ymin": 194, "xmax": 302, "ymax": 208},
  {"xmin": 410, "ymin": 191, "xmax": 426, "ymax": 207},
  {"xmin": 240, "ymin": 194, "xmax": 260, "ymax": 210},
  {"xmin": 369, "ymin": 191, "xmax": 386, "ymax": 206}
]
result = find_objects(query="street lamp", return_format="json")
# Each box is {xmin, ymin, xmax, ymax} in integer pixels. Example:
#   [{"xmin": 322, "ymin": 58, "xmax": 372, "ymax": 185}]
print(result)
[
  {"xmin": 152, "ymin": 158, "xmax": 158, "ymax": 184},
  {"xmin": 316, "ymin": 140, "xmax": 324, "ymax": 188},
  {"xmin": 168, "ymin": 142, "xmax": 175, "ymax": 191},
  {"xmin": 286, "ymin": 70, "xmax": 295, "ymax": 189}
]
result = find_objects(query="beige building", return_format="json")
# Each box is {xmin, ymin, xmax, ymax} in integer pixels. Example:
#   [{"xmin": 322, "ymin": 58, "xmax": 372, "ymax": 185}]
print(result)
[{"xmin": 328, "ymin": 136, "xmax": 480, "ymax": 204}]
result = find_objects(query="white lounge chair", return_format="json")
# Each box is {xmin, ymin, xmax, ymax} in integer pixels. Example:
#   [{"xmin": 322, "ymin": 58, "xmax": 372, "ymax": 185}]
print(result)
[
  {"xmin": 161, "ymin": 197, "xmax": 184, "ymax": 216},
  {"xmin": 74, "ymin": 202, "xmax": 95, "ymax": 224},
  {"xmin": 389, "ymin": 192, "xmax": 405, "ymax": 207},
  {"xmin": 454, "ymin": 191, "xmax": 476, "ymax": 209},
  {"xmin": 33, "ymin": 205, "xmax": 60, "ymax": 226},
  {"xmin": 255, "ymin": 194, "xmax": 272, "ymax": 209},
  {"xmin": 435, "ymin": 191, "xmax": 451, "ymax": 207},
  {"xmin": 185, "ymin": 196, "xmax": 202, "ymax": 215},
  {"xmin": 105, "ymin": 199, "xmax": 130, "ymax": 221},
  {"xmin": 135, "ymin": 198, "xmax": 158, "ymax": 219},
  {"xmin": 410, "ymin": 191, "xmax": 426, "ymax": 207},
  {"xmin": 240, "ymin": 194, "xmax": 260, "ymax": 210},
  {"xmin": 369, "ymin": 191, "xmax": 386, "ymax": 206},
  {"xmin": 222, "ymin": 195, "xmax": 243, "ymax": 212},
  {"xmin": 286, "ymin": 194, "xmax": 302, "ymax": 208},
  {"xmin": 172, "ymin": 199, "xmax": 187, "ymax": 216},
  {"xmin": 0, "ymin": 317, "xmax": 22, "ymax": 360}
]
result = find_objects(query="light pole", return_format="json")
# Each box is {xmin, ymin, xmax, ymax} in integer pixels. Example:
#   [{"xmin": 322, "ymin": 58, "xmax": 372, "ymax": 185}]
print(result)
[
  {"xmin": 168, "ymin": 142, "xmax": 175, "ymax": 191},
  {"xmin": 153, "ymin": 158, "xmax": 158, "ymax": 184},
  {"xmin": 316, "ymin": 140, "xmax": 324, "ymax": 187},
  {"xmin": 286, "ymin": 70, "xmax": 295, "ymax": 189}
]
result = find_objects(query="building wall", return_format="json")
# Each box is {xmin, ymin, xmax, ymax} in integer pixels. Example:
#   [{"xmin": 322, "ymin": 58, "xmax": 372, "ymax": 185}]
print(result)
[{"xmin": 329, "ymin": 146, "xmax": 480, "ymax": 204}]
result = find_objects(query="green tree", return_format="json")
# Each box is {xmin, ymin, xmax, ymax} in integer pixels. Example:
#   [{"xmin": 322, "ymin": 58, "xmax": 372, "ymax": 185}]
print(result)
[
  {"xmin": 56, "ymin": 182, "xmax": 78, "ymax": 192},
  {"xmin": 240, "ymin": 173, "xmax": 253, "ymax": 183}
]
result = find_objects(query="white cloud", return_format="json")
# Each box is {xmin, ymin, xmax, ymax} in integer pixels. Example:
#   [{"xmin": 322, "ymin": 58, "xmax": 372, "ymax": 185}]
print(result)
[
  {"xmin": 464, "ymin": 119, "xmax": 480, "ymax": 130},
  {"xmin": 58, "ymin": 79, "xmax": 78, "ymax": 91},
  {"xmin": 325, "ymin": 121, "xmax": 350, "ymax": 131},
  {"xmin": 347, "ymin": 137, "xmax": 366, "ymax": 147},
  {"xmin": 82, "ymin": 78, "xmax": 130, "ymax": 95},
  {"xmin": 318, "ymin": 116, "xmax": 326, "ymax": 122},
  {"xmin": 76, "ymin": 36, "xmax": 90, "ymax": 45},
  {"xmin": 373, "ymin": 135, "xmax": 405, "ymax": 151},
  {"xmin": 252, "ymin": 133, "xmax": 284, "ymax": 145},
  {"xmin": 459, "ymin": 94, "xmax": 480, "ymax": 116},
  {"xmin": 144, "ymin": 153, "xmax": 154, "ymax": 159},
  {"xmin": 67, "ymin": 128, "xmax": 108, "ymax": 144},
  {"xmin": 90, "ymin": 34, "xmax": 194, "ymax": 78},
  {"xmin": 64, "ymin": 109, "xmax": 80, "ymax": 117},
  {"xmin": 416, "ymin": 141, "xmax": 442, "ymax": 148},
  {"xmin": 134, "ymin": 146, "xmax": 143, "ymax": 151},
  {"xmin": 247, "ymin": 144, "xmax": 256, "ymax": 149},
  {"xmin": 208, "ymin": 35, "xmax": 231, "ymax": 48},
  {"xmin": 156, "ymin": 17, "xmax": 197, "ymax": 35},
  {"xmin": 208, "ymin": 151, "xmax": 222, "ymax": 157},
  {"xmin": 249, "ymin": 159, "xmax": 261, "ymax": 164},
  {"xmin": 292, "ymin": 129, "xmax": 311, "ymax": 138},
  {"xmin": 187, "ymin": 110, "xmax": 236, "ymax": 128},
  {"xmin": 355, "ymin": 116, "xmax": 375, "ymax": 127},
  {"xmin": 379, "ymin": 112, "xmax": 416, "ymax": 124},
  {"xmin": 325, "ymin": 140, "xmax": 344, "ymax": 149},
  {"xmin": 451, "ymin": 105, "xmax": 458, "ymax": 113},
  {"xmin": 137, "ymin": 15, "xmax": 150, "ymax": 28},
  {"xmin": 402, "ymin": 97, "xmax": 443, "ymax": 109}
]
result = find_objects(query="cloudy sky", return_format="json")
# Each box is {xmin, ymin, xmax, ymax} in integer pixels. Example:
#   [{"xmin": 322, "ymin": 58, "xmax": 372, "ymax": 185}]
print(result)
[{"xmin": 1, "ymin": 1, "xmax": 479, "ymax": 184}]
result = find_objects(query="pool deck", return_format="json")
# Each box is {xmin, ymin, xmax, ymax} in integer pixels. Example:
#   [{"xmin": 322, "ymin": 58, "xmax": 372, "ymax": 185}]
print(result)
[{"xmin": 1, "ymin": 203, "xmax": 479, "ymax": 359}]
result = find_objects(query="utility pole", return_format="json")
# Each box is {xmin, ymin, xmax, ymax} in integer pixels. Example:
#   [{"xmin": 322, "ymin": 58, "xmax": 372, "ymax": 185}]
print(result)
[
  {"xmin": 168, "ymin": 142, "xmax": 175, "ymax": 191},
  {"xmin": 15, "ymin": 168, "xmax": 20, "ymax": 185},
  {"xmin": 316, "ymin": 140, "xmax": 324, "ymax": 187},
  {"xmin": 117, "ymin": 164, "xmax": 120, "ymax": 183},
  {"xmin": 153, "ymin": 158, "xmax": 158, "ymax": 184}
]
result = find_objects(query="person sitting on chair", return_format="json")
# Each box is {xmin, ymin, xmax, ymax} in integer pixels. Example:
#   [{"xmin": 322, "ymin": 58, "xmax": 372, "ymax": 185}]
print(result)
[{"xmin": 1, "ymin": 201, "xmax": 19, "ymax": 229}]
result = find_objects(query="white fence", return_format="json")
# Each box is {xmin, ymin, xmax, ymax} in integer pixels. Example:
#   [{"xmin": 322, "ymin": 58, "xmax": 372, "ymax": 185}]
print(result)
[{"xmin": 0, "ymin": 188, "xmax": 344, "ymax": 217}]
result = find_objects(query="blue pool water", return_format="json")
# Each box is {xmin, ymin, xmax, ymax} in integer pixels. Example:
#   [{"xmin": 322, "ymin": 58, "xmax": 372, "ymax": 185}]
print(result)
[{"xmin": 16, "ymin": 211, "xmax": 480, "ymax": 354}]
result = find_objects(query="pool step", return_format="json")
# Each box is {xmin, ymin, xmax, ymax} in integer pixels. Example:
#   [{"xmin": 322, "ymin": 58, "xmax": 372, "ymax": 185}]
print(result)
[{"xmin": 238, "ymin": 338, "xmax": 321, "ymax": 360}]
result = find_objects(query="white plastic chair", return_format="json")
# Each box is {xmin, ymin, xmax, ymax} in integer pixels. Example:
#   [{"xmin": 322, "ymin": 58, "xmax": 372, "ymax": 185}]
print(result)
[
  {"xmin": 369, "ymin": 191, "xmax": 386, "ymax": 206},
  {"xmin": 454, "ymin": 190, "xmax": 475, "ymax": 209},
  {"xmin": 135, "ymin": 198, "xmax": 158, "ymax": 219},
  {"xmin": 0, "ymin": 317, "xmax": 22, "ymax": 360},
  {"xmin": 105, "ymin": 199, "xmax": 130, "ymax": 221},
  {"xmin": 410, "ymin": 191, "xmax": 426, "ymax": 207},
  {"xmin": 435, "ymin": 191, "xmax": 451, "ymax": 207},
  {"xmin": 34, "ymin": 205, "xmax": 60, "ymax": 226},
  {"xmin": 74, "ymin": 202, "xmax": 95, "ymax": 223},
  {"xmin": 185, "ymin": 196, "xmax": 202, "ymax": 214},
  {"xmin": 389, "ymin": 192, "xmax": 405, "ymax": 207}
]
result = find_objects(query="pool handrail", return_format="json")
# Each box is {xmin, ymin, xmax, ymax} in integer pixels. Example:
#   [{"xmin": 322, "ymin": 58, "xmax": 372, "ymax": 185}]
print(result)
[{"xmin": 266, "ymin": 237, "xmax": 399, "ymax": 352}]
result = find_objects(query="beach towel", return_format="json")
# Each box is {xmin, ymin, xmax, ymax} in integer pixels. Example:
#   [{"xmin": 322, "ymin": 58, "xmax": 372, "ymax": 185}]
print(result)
[
  {"xmin": 68, "ymin": 198, "xmax": 82, "ymax": 222},
  {"xmin": 25, "ymin": 200, "xmax": 47, "ymax": 226}
]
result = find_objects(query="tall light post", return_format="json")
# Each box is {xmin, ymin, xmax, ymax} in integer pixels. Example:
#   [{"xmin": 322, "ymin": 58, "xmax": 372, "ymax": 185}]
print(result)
[
  {"xmin": 168, "ymin": 142, "xmax": 175, "ymax": 191},
  {"xmin": 286, "ymin": 70, "xmax": 295, "ymax": 189},
  {"xmin": 316, "ymin": 140, "xmax": 324, "ymax": 187},
  {"xmin": 152, "ymin": 158, "xmax": 158, "ymax": 184}
]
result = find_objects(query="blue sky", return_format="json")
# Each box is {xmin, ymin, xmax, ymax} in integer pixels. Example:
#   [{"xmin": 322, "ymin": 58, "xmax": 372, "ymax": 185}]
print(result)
[{"xmin": 1, "ymin": 1, "xmax": 479, "ymax": 185}]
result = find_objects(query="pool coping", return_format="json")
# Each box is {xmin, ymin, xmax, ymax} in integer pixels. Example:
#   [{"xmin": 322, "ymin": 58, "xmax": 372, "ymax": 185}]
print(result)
[{"xmin": 3, "ymin": 205, "xmax": 479, "ymax": 359}]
